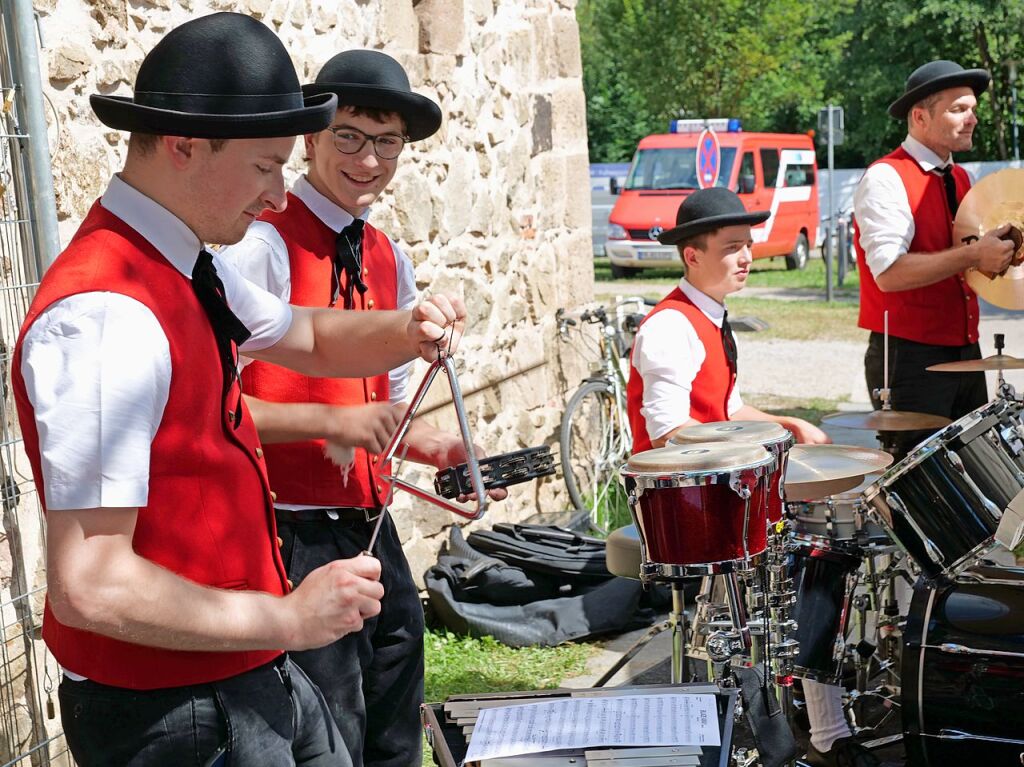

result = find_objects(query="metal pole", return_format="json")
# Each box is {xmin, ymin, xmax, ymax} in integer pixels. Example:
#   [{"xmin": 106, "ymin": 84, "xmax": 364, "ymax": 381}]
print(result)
[
  {"xmin": 7, "ymin": 0, "xmax": 60, "ymax": 276},
  {"xmin": 825, "ymin": 105, "xmax": 835, "ymax": 302}
]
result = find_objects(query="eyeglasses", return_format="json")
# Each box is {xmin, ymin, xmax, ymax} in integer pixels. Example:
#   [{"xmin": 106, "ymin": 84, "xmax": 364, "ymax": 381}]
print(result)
[{"xmin": 328, "ymin": 126, "xmax": 409, "ymax": 160}]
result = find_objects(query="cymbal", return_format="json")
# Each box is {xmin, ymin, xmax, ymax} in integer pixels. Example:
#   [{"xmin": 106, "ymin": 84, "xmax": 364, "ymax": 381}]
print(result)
[
  {"xmin": 927, "ymin": 354, "xmax": 1024, "ymax": 372},
  {"xmin": 784, "ymin": 445, "xmax": 893, "ymax": 501},
  {"xmin": 625, "ymin": 442, "xmax": 771, "ymax": 474},
  {"xmin": 821, "ymin": 409, "xmax": 952, "ymax": 431},
  {"xmin": 953, "ymin": 168, "xmax": 1024, "ymax": 309}
]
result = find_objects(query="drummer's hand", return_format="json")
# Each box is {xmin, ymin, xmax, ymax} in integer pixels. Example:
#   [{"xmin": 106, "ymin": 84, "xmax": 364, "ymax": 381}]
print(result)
[
  {"xmin": 435, "ymin": 437, "xmax": 508, "ymax": 502},
  {"xmin": 972, "ymin": 224, "xmax": 1016, "ymax": 276},
  {"xmin": 410, "ymin": 295, "xmax": 467, "ymax": 362},
  {"xmin": 787, "ymin": 418, "xmax": 831, "ymax": 445}
]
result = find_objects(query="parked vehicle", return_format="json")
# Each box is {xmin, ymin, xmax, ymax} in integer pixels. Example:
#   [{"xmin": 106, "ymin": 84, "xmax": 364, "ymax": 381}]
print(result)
[{"xmin": 604, "ymin": 119, "xmax": 819, "ymax": 277}]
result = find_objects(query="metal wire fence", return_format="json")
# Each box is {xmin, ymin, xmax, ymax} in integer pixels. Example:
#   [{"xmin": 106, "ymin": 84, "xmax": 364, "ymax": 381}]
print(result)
[{"xmin": 0, "ymin": 5, "xmax": 68, "ymax": 765}]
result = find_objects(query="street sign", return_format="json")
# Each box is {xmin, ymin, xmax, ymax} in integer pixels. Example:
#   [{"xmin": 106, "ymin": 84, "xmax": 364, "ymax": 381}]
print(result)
[
  {"xmin": 817, "ymin": 106, "xmax": 845, "ymax": 145},
  {"xmin": 696, "ymin": 128, "xmax": 721, "ymax": 189}
]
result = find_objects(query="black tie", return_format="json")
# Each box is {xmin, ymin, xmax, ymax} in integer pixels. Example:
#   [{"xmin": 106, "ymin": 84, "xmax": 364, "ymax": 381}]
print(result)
[
  {"xmin": 940, "ymin": 166, "xmax": 959, "ymax": 219},
  {"xmin": 332, "ymin": 220, "xmax": 367, "ymax": 309},
  {"xmin": 191, "ymin": 250, "xmax": 252, "ymax": 428},
  {"xmin": 721, "ymin": 309, "xmax": 738, "ymax": 374}
]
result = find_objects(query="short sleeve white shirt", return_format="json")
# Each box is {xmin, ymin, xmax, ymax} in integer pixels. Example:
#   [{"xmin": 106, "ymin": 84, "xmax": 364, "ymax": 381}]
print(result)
[
  {"xmin": 853, "ymin": 134, "xmax": 959, "ymax": 278},
  {"xmin": 221, "ymin": 174, "xmax": 417, "ymax": 402},
  {"xmin": 631, "ymin": 278, "xmax": 743, "ymax": 441},
  {"xmin": 19, "ymin": 175, "xmax": 293, "ymax": 510}
]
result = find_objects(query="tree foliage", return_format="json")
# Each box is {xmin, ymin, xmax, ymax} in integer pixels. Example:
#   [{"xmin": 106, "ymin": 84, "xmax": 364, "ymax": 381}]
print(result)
[{"xmin": 579, "ymin": 0, "xmax": 1024, "ymax": 166}]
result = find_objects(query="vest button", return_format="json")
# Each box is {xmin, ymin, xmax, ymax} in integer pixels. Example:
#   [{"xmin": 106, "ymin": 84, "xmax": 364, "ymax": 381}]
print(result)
[
  {"xmin": 372, "ymin": 455, "xmax": 378, "ymax": 464},
  {"xmin": 370, "ymin": 391, "xmax": 377, "ymax": 401},
  {"xmin": 367, "ymin": 299, "xmax": 375, "ymax": 309},
  {"xmin": 363, "ymin": 267, "xmax": 369, "ymax": 276},
  {"xmin": 276, "ymin": 536, "xmax": 283, "ymax": 548},
  {"xmin": 377, "ymin": 484, "xmax": 383, "ymax": 493},
  {"xmin": 287, "ymin": 579, "xmax": 294, "ymax": 589},
  {"xmin": 256, "ymin": 447, "xmax": 264, "ymax": 459},
  {"xmin": 270, "ymin": 490, "xmax": 277, "ymax": 501}
]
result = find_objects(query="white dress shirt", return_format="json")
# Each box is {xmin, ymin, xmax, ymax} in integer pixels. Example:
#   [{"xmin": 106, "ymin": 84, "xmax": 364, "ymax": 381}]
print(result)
[
  {"xmin": 632, "ymin": 278, "xmax": 743, "ymax": 441},
  {"xmin": 20, "ymin": 175, "xmax": 293, "ymax": 511},
  {"xmin": 222, "ymin": 174, "xmax": 416, "ymax": 403},
  {"xmin": 853, "ymin": 134, "xmax": 963, "ymax": 277}
]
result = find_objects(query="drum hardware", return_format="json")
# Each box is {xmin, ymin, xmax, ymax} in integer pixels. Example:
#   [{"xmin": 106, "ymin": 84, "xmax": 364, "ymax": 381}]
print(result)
[
  {"xmin": 378, "ymin": 355, "xmax": 489, "ymax": 521},
  {"xmin": 936, "ymin": 730, "xmax": 1024, "ymax": 745},
  {"xmin": 952, "ymin": 167, "xmax": 1024, "ymax": 310}
]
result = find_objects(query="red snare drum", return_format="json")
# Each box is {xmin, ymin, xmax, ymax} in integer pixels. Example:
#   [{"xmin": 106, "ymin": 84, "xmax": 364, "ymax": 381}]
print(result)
[
  {"xmin": 670, "ymin": 421, "xmax": 793, "ymax": 525},
  {"xmin": 621, "ymin": 442, "xmax": 774, "ymax": 579}
]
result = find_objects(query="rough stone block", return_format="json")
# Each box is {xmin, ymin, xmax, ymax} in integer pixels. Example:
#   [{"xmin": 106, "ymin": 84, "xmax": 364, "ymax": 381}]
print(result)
[
  {"xmin": 550, "ymin": 81, "xmax": 587, "ymax": 152},
  {"xmin": 563, "ymin": 151, "xmax": 592, "ymax": 229},
  {"xmin": 48, "ymin": 42, "xmax": 91, "ymax": 83},
  {"xmin": 551, "ymin": 11, "xmax": 582, "ymax": 77},
  {"xmin": 416, "ymin": 0, "xmax": 466, "ymax": 55},
  {"xmin": 376, "ymin": 0, "xmax": 419, "ymax": 50},
  {"xmin": 531, "ymin": 95, "xmax": 553, "ymax": 157},
  {"xmin": 391, "ymin": 168, "xmax": 435, "ymax": 244}
]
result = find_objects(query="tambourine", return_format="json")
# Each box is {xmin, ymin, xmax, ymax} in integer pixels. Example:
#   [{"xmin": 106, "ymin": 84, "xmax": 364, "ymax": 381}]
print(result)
[{"xmin": 434, "ymin": 446, "xmax": 556, "ymax": 499}]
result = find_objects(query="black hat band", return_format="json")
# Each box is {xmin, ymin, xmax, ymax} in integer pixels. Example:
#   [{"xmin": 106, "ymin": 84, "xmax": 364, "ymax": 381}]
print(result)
[{"xmin": 134, "ymin": 90, "xmax": 305, "ymax": 113}]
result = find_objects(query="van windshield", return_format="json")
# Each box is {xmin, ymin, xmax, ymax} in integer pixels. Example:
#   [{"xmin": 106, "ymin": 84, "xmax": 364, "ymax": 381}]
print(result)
[{"xmin": 625, "ymin": 147, "xmax": 738, "ymax": 191}]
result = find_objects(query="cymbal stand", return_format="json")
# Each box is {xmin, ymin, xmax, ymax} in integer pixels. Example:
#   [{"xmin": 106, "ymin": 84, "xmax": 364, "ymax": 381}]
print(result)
[{"xmin": 993, "ymin": 333, "xmax": 1022, "ymax": 401}]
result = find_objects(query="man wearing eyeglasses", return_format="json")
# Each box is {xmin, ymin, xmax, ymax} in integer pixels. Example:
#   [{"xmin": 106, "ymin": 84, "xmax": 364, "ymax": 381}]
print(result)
[{"xmin": 222, "ymin": 50, "xmax": 504, "ymax": 767}]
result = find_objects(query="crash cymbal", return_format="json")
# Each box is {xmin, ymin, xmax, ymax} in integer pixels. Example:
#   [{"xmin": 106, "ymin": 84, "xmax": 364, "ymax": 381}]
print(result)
[
  {"xmin": 821, "ymin": 409, "xmax": 952, "ymax": 431},
  {"xmin": 927, "ymin": 354, "xmax": 1024, "ymax": 372},
  {"xmin": 624, "ymin": 442, "xmax": 771, "ymax": 474},
  {"xmin": 784, "ymin": 444, "xmax": 893, "ymax": 501},
  {"xmin": 953, "ymin": 168, "xmax": 1024, "ymax": 309}
]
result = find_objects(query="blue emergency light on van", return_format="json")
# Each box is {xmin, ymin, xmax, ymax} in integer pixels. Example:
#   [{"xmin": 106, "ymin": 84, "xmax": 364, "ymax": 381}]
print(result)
[{"xmin": 669, "ymin": 118, "xmax": 742, "ymax": 133}]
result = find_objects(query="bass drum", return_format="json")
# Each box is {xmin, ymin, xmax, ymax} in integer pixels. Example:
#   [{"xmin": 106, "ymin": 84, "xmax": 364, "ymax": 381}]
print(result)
[{"xmin": 902, "ymin": 564, "xmax": 1024, "ymax": 765}]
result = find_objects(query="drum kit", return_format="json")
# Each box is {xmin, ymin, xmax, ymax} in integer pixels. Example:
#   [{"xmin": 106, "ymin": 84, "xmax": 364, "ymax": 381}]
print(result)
[{"xmin": 617, "ymin": 386, "xmax": 1024, "ymax": 764}]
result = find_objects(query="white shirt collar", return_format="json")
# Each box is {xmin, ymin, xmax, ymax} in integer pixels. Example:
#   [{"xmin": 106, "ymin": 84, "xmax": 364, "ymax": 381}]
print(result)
[
  {"xmin": 292, "ymin": 175, "xmax": 370, "ymax": 233},
  {"xmin": 100, "ymin": 174, "xmax": 204, "ymax": 278},
  {"xmin": 678, "ymin": 277, "xmax": 726, "ymax": 327},
  {"xmin": 902, "ymin": 134, "xmax": 953, "ymax": 173}
]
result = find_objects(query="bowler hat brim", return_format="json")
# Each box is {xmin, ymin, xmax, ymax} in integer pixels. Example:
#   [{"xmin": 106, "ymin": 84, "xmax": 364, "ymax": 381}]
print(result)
[
  {"xmin": 301, "ymin": 83, "xmax": 442, "ymax": 141},
  {"xmin": 658, "ymin": 210, "xmax": 770, "ymax": 245},
  {"xmin": 888, "ymin": 69, "xmax": 990, "ymax": 118},
  {"xmin": 90, "ymin": 92, "xmax": 338, "ymax": 139}
]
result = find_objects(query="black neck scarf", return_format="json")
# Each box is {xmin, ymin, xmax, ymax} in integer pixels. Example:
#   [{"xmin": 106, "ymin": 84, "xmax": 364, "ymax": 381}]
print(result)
[
  {"xmin": 332, "ymin": 219, "xmax": 367, "ymax": 309},
  {"xmin": 721, "ymin": 309, "xmax": 738, "ymax": 375},
  {"xmin": 940, "ymin": 166, "xmax": 960, "ymax": 219},
  {"xmin": 192, "ymin": 250, "xmax": 252, "ymax": 429}
]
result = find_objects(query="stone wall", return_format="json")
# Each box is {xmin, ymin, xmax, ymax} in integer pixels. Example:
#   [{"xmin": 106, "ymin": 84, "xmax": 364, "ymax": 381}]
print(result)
[{"xmin": 29, "ymin": 0, "xmax": 594, "ymax": 582}]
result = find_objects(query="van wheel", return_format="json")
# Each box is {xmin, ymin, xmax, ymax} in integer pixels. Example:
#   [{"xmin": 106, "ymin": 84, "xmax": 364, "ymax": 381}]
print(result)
[
  {"xmin": 785, "ymin": 233, "xmax": 809, "ymax": 270},
  {"xmin": 610, "ymin": 263, "xmax": 640, "ymax": 279}
]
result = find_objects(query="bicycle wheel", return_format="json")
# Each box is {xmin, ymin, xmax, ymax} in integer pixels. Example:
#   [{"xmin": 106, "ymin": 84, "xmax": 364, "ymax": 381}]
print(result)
[{"xmin": 559, "ymin": 379, "xmax": 632, "ymax": 535}]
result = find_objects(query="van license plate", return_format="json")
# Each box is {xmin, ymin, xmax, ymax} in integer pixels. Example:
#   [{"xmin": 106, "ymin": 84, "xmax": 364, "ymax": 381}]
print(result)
[{"xmin": 637, "ymin": 250, "xmax": 666, "ymax": 261}]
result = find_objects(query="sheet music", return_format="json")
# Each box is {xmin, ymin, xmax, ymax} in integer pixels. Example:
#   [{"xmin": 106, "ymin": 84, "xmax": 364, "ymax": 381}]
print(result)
[{"xmin": 463, "ymin": 693, "xmax": 719, "ymax": 764}]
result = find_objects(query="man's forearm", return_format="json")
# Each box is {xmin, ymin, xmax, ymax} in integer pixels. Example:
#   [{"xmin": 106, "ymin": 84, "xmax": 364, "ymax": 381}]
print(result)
[
  {"xmin": 50, "ymin": 542, "xmax": 295, "ymax": 652},
  {"xmin": 401, "ymin": 419, "xmax": 462, "ymax": 468},
  {"xmin": 874, "ymin": 245, "xmax": 974, "ymax": 292},
  {"xmin": 244, "ymin": 395, "xmax": 339, "ymax": 444}
]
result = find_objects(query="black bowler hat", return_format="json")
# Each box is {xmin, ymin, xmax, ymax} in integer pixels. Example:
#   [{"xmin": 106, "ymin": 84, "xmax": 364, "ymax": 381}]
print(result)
[
  {"xmin": 90, "ymin": 12, "xmax": 336, "ymax": 138},
  {"xmin": 302, "ymin": 50, "xmax": 442, "ymax": 141},
  {"xmin": 888, "ymin": 59, "xmax": 990, "ymax": 119},
  {"xmin": 658, "ymin": 188, "xmax": 769, "ymax": 246}
]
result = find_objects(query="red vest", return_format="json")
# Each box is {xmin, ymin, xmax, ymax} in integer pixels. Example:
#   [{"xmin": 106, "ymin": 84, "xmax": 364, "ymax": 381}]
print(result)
[
  {"xmin": 241, "ymin": 194, "xmax": 399, "ymax": 508},
  {"xmin": 627, "ymin": 287, "xmax": 736, "ymax": 453},
  {"xmin": 855, "ymin": 147, "xmax": 978, "ymax": 346},
  {"xmin": 12, "ymin": 202, "xmax": 287, "ymax": 690}
]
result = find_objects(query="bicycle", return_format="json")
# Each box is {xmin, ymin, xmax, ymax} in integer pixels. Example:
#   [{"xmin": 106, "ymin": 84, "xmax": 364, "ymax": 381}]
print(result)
[{"xmin": 556, "ymin": 296, "xmax": 652, "ymax": 534}]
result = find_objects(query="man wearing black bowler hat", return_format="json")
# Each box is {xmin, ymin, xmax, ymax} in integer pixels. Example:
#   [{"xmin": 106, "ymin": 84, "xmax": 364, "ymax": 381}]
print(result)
[
  {"xmin": 854, "ymin": 59, "xmax": 1016, "ymax": 460},
  {"xmin": 222, "ymin": 49, "xmax": 505, "ymax": 767},
  {"xmin": 626, "ymin": 187, "xmax": 828, "ymax": 454},
  {"xmin": 11, "ymin": 13, "xmax": 467, "ymax": 766}
]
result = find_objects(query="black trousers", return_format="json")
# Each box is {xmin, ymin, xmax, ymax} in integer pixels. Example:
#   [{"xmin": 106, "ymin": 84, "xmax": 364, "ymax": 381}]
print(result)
[
  {"xmin": 278, "ymin": 511, "xmax": 424, "ymax": 767},
  {"xmin": 59, "ymin": 656, "xmax": 347, "ymax": 766},
  {"xmin": 864, "ymin": 332, "xmax": 988, "ymax": 460}
]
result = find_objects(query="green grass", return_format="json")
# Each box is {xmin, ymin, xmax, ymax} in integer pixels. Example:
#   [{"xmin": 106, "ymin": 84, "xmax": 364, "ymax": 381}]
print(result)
[
  {"xmin": 422, "ymin": 629, "xmax": 595, "ymax": 764},
  {"xmin": 727, "ymin": 296, "xmax": 867, "ymax": 342},
  {"xmin": 594, "ymin": 255, "xmax": 860, "ymax": 292}
]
